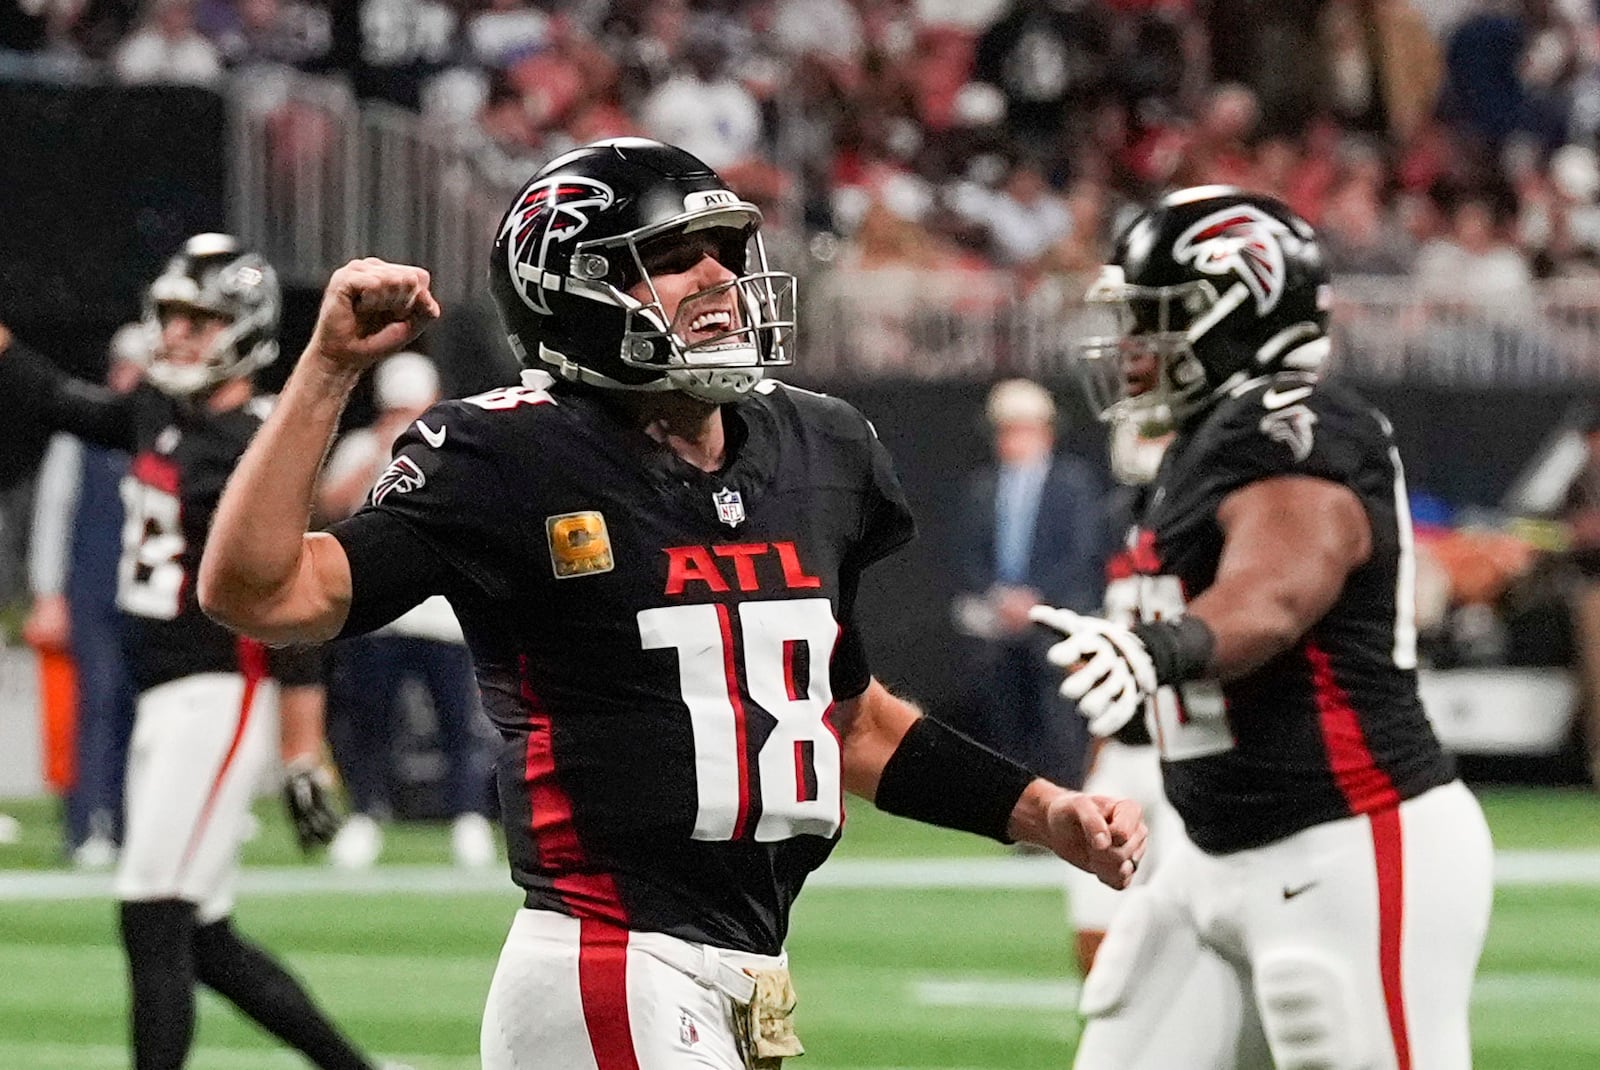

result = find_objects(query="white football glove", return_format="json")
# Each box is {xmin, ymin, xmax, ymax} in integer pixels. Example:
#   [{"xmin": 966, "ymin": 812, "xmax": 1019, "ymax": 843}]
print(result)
[{"xmin": 1028, "ymin": 605, "xmax": 1159, "ymax": 737}]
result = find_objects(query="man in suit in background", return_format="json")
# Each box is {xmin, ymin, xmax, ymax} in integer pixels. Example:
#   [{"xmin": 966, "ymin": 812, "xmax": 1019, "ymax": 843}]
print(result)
[{"xmin": 953, "ymin": 379, "xmax": 1107, "ymax": 788}]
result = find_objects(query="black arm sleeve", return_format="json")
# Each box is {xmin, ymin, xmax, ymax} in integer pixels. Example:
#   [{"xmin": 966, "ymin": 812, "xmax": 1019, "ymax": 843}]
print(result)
[
  {"xmin": 327, "ymin": 509, "xmax": 457, "ymax": 639},
  {"xmin": 0, "ymin": 337, "xmax": 138, "ymax": 451},
  {"xmin": 267, "ymin": 643, "xmax": 326, "ymax": 688}
]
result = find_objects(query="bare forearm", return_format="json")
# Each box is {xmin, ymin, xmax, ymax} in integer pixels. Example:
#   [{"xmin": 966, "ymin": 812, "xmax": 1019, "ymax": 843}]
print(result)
[
  {"xmin": 278, "ymin": 684, "xmax": 327, "ymax": 765},
  {"xmin": 201, "ymin": 350, "xmax": 358, "ymax": 620}
]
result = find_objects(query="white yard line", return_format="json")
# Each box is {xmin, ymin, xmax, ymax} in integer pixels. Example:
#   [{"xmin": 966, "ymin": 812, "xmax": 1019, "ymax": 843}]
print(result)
[
  {"xmin": 2, "ymin": 850, "xmax": 1600, "ymax": 901},
  {"xmin": 909, "ymin": 971, "xmax": 1600, "ymax": 1010}
]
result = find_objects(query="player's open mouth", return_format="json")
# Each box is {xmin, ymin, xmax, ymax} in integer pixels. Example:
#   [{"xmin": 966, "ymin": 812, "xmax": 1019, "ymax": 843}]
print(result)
[{"xmin": 686, "ymin": 308, "xmax": 735, "ymax": 342}]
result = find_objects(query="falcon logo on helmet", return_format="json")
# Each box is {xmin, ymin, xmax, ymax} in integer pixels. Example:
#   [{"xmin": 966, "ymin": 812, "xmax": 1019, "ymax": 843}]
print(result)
[
  {"xmin": 500, "ymin": 177, "xmax": 616, "ymax": 316},
  {"xmin": 1173, "ymin": 205, "xmax": 1294, "ymax": 315}
]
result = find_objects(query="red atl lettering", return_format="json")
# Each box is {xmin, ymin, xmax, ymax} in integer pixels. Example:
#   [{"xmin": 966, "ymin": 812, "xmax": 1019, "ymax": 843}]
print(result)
[
  {"xmin": 665, "ymin": 546, "xmax": 730, "ymax": 595},
  {"xmin": 714, "ymin": 543, "xmax": 769, "ymax": 591},
  {"xmin": 662, "ymin": 541, "xmax": 824, "ymax": 595},
  {"xmin": 773, "ymin": 541, "xmax": 821, "ymax": 588}
]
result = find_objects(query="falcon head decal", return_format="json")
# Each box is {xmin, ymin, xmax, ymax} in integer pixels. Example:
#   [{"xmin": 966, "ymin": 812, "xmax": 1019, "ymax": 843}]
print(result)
[{"xmin": 1172, "ymin": 205, "xmax": 1294, "ymax": 315}]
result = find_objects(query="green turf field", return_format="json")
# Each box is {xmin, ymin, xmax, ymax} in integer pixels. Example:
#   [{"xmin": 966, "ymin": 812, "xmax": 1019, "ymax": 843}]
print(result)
[{"xmin": 1, "ymin": 788, "xmax": 1598, "ymax": 1069}]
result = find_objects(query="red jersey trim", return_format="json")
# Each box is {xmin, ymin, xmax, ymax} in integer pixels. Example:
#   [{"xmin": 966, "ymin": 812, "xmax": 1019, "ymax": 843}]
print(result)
[
  {"xmin": 518, "ymin": 655, "xmax": 628, "ymax": 926},
  {"xmin": 1305, "ymin": 641, "xmax": 1401, "ymax": 814}
]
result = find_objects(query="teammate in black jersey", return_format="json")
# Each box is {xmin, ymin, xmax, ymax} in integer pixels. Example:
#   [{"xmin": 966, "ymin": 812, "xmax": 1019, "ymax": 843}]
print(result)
[
  {"xmin": 0, "ymin": 237, "xmax": 393, "ymax": 1070},
  {"xmin": 199, "ymin": 138, "xmax": 1146, "ymax": 1070},
  {"xmin": 1031, "ymin": 189, "xmax": 1493, "ymax": 1070}
]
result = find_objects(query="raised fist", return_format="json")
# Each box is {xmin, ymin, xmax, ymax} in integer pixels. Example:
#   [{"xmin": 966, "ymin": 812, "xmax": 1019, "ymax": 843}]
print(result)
[{"xmin": 310, "ymin": 258, "xmax": 441, "ymax": 372}]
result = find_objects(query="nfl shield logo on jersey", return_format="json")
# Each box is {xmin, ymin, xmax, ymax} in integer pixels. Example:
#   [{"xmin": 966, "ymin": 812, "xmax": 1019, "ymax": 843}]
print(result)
[{"xmin": 713, "ymin": 487, "xmax": 745, "ymax": 528}]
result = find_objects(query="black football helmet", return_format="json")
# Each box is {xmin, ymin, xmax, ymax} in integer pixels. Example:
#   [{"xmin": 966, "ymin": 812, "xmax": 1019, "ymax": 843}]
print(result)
[
  {"xmin": 142, "ymin": 233, "xmax": 280, "ymax": 397},
  {"xmin": 1078, "ymin": 187, "xmax": 1330, "ymax": 437},
  {"xmin": 489, "ymin": 137, "xmax": 796, "ymax": 403}
]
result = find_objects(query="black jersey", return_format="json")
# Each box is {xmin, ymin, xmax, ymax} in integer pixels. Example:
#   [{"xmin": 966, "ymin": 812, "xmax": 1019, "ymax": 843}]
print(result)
[
  {"xmin": 1130, "ymin": 373, "xmax": 1453, "ymax": 854},
  {"xmin": 330, "ymin": 376, "xmax": 915, "ymax": 954},
  {"xmin": 2, "ymin": 343, "xmax": 320, "ymax": 692}
]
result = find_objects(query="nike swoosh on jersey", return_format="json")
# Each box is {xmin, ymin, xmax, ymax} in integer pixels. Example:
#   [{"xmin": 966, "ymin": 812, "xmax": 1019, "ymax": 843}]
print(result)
[
  {"xmin": 1261, "ymin": 385, "xmax": 1314, "ymax": 410},
  {"xmin": 416, "ymin": 420, "xmax": 447, "ymax": 448},
  {"xmin": 1281, "ymin": 880, "xmax": 1318, "ymax": 900}
]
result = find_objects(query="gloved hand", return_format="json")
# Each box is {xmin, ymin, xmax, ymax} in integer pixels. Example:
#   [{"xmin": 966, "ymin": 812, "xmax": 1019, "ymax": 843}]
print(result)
[
  {"xmin": 1028, "ymin": 605, "xmax": 1159, "ymax": 737},
  {"xmin": 282, "ymin": 757, "xmax": 342, "ymax": 854}
]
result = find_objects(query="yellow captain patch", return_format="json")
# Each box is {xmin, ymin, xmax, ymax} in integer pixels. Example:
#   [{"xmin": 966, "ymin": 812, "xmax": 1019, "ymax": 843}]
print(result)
[{"xmin": 546, "ymin": 511, "xmax": 615, "ymax": 579}]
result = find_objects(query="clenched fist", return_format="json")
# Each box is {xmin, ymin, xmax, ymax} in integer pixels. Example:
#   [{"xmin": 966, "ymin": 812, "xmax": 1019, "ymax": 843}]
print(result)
[
  {"xmin": 310, "ymin": 258, "xmax": 441, "ymax": 372},
  {"xmin": 1043, "ymin": 791, "xmax": 1147, "ymax": 890}
]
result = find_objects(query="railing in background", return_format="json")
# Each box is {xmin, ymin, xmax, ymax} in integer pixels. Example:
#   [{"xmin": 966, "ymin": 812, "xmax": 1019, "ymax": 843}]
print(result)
[
  {"xmin": 229, "ymin": 73, "xmax": 517, "ymax": 306},
  {"xmin": 229, "ymin": 74, "xmax": 1600, "ymax": 386}
]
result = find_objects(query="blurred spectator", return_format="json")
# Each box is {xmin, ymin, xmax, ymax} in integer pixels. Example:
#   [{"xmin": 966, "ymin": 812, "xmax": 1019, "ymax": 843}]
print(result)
[
  {"xmin": 113, "ymin": 0, "xmax": 221, "ymax": 85},
  {"xmin": 203, "ymin": 0, "xmax": 331, "ymax": 70},
  {"xmin": 974, "ymin": 0, "xmax": 1114, "ymax": 169},
  {"xmin": 1320, "ymin": 139, "xmax": 1417, "ymax": 273},
  {"xmin": 1440, "ymin": 0, "xmax": 1546, "ymax": 150},
  {"xmin": 466, "ymin": 0, "xmax": 549, "ymax": 72},
  {"xmin": 23, "ymin": 324, "xmax": 145, "ymax": 867},
  {"xmin": 1414, "ymin": 190, "xmax": 1536, "ymax": 311},
  {"xmin": 355, "ymin": 0, "xmax": 456, "ymax": 108},
  {"xmin": 770, "ymin": 0, "xmax": 864, "ymax": 67},
  {"xmin": 950, "ymin": 379, "xmax": 1106, "ymax": 788},
  {"xmin": 982, "ymin": 159, "xmax": 1073, "ymax": 265},
  {"xmin": 317, "ymin": 353, "xmax": 496, "ymax": 870},
  {"xmin": 639, "ymin": 38, "xmax": 762, "ymax": 172},
  {"xmin": 1182, "ymin": 82, "xmax": 1259, "ymax": 187}
]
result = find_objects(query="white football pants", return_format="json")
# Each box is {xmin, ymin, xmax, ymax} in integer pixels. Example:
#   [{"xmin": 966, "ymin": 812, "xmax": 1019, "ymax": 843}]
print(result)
[
  {"xmin": 482, "ymin": 908, "xmax": 786, "ymax": 1070},
  {"xmin": 114, "ymin": 672, "xmax": 277, "ymax": 923},
  {"xmin": 1075, "ymin": 780, "xmax": 1493, "ymax": 1070}
]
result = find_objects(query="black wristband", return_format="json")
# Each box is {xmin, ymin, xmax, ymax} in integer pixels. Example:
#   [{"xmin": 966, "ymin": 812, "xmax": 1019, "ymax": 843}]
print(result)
[
  {"xmin": 874, "ymin": 717, "xmax": 1037, "ymax": 843},
  {"xmin": 1132, "ymin": 615, "xmax": 1216, "ymax": 685}
]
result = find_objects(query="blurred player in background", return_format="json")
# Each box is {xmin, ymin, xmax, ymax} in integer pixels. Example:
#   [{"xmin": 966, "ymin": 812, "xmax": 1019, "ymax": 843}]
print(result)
[
  {"xmin": 0, "ymin": 235, "xmax": 396, "ymax": 1070},
  {"xmin": 23, "ymin": 323, "xmax": 147, "ymax": 868},
  {"xmin": 1033, "ymin": 189, "xmax": 1493, "ymax": 1070},
  {"xmin": 316, "ymin": 350, "xmax": 496, "ymax": 870},
  {"xmin": 200, "ymin": 137, "xmax": 1145, "ymax": 1070}
]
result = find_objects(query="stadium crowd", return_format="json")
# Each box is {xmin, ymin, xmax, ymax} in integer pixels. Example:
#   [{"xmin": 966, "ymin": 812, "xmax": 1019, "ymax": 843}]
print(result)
[{"xmin": 5, "ymin": 0, "xmax": 1600, "ymax": 288}]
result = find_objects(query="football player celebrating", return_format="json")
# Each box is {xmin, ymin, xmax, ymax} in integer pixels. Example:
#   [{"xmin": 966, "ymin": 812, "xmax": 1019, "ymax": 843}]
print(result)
[
  {"xmin": 0, "ymin": 237, "xmax": 386, "ymax": 1070},
  {"xmin": 199, "ymin": 137, "xmax": 1146, "ymax": 1070},
  {"xmin": 1032, "ymin": 189, "xmax": 1494, "ymax": 1070}
]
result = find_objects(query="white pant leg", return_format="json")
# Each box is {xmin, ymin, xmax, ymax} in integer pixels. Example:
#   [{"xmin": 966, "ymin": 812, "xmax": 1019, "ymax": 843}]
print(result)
[
  {"xmin": 114, "ymin": 673, "xmax": 276, "ymax": 920},
  {"xmin": 1396, "ymin": 782, "xmax": 1493, "ymax": 1070},
  {"xmin": 1228, "ymin": 782, "xmax": 1492, "ymax": 1070},
  {"xmin": 482, "ymin": 909, "xmax": 783, "ymax": 1070},
  {"xmin": 1074, "ymin": 834, "xmax": 1265, "ymax": 1070}
]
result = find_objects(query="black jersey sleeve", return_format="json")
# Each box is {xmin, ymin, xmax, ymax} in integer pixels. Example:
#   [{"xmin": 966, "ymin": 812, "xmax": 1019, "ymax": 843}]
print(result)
[
  {"xmin": 852, "ymin": 422, "xmax": 917, "ymax": 568},
  {"xmin": 326, "ymin": 400, "xmax": 527, "ymax": 637},
  {"xmin": 1193, "ymin": 380, "xmax": 1372, "ymax": 501},
  {"xmin": 0, "ymin": 337, "xmax": 138, "ymax": 451}
]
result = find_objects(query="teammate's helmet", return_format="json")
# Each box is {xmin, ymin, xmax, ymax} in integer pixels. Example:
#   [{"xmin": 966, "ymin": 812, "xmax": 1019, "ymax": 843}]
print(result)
[
  {"xmin": 1078, "ymin": 187, "xmax": 1330, "ymax": 432},
  {"xmin": 142, "ymin": 233, "xmax": 281, "ymax": 397},
  {"xmin": 489, "ymin": 137, "xmax": 796, "ymax": 403}
]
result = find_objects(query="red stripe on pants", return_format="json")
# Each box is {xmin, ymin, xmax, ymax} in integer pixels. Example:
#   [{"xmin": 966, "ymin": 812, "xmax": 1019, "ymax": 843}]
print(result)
[
  {"xmin": 178, "ymin": 646, "xmax": 266, "ymax": 876},
  {"xmin": 1370, "ymin": 806, "xmax": 1412, "ymax": 1070},
  {"xmin": 578, "ymin": 919, "xmax": 641, "ymax": 1070}
]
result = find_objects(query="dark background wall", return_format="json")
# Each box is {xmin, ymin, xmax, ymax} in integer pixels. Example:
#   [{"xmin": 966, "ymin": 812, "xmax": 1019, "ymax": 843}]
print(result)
[{"xmin": 0, "ymin": 84, "xmax": 227, "ymax": 485}]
